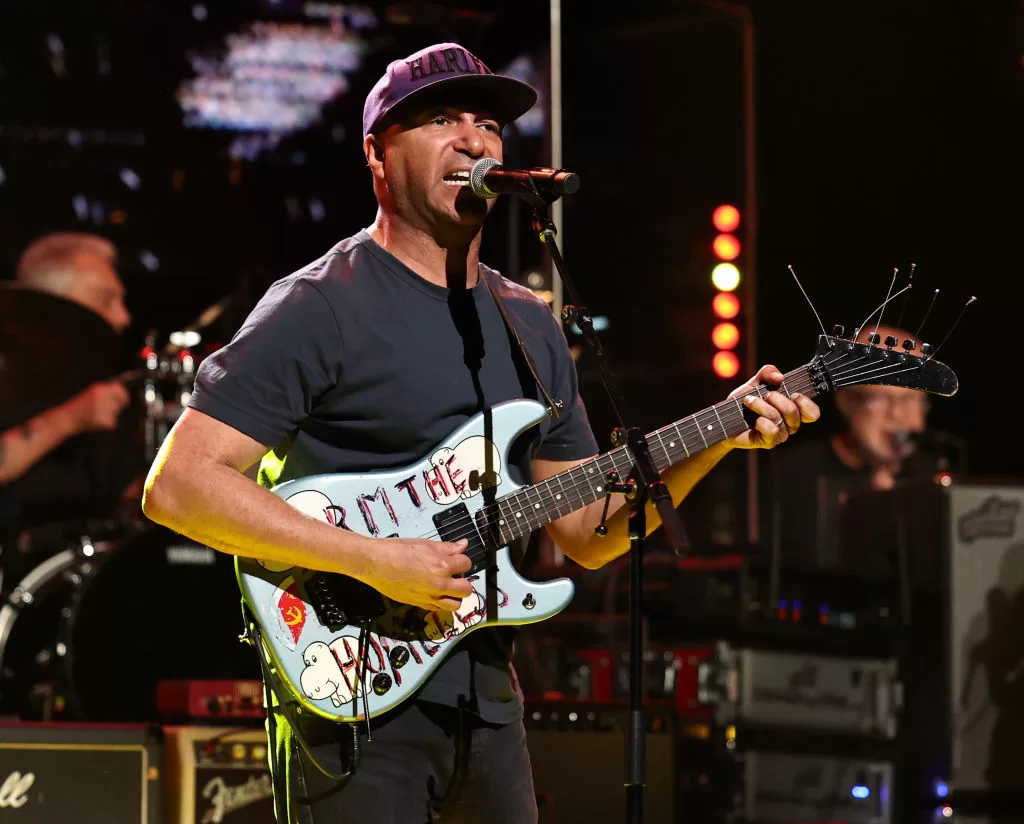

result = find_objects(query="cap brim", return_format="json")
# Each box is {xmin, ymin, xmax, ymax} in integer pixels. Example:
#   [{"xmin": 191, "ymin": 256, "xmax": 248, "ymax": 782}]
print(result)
[{"xmin": 377, "ymin": 74, "xmax": 538, "ymax": 133}]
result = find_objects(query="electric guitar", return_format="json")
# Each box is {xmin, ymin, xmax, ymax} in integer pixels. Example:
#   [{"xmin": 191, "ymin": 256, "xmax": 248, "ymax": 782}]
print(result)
[{"xmin": 237, "ymin": 333, "xmax": 958, "ymax": 723}]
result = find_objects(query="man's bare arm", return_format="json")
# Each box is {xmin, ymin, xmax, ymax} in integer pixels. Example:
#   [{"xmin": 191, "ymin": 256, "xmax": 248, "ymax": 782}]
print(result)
[
  {"xmin": 0, "ymin": 380, "xmax": 130, "ymax": 485},
  {"xmin": 142, "ymin": 408, "xmax": 474, "ymax": 612}
]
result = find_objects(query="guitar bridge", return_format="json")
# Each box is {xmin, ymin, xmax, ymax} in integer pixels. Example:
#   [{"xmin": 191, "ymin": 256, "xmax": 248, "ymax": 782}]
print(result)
[{"xmin": 305, "ymin": 573, "xmax": 386, "ymax": 631}]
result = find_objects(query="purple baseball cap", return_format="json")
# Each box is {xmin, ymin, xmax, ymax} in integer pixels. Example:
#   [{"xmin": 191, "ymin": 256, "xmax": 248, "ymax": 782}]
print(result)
[{"xmin": 362, "ymin": 43, "xmax": 538, "ymax": 138}]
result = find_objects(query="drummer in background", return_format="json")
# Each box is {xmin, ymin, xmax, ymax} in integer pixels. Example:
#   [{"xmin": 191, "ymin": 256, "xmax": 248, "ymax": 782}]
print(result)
[
  {"xmin": 0, "ymin": 233, "xmax": 139, "ymax": 553},
  {"xmin": 762, "ymin": 323, "xmax": 964, "ymax": 567}
]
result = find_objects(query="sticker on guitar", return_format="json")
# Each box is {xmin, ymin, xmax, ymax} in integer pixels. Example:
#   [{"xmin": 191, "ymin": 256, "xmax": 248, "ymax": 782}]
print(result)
[{"xmin": 298, "ymin": 587, "xmax": 488, "ymax": 706}]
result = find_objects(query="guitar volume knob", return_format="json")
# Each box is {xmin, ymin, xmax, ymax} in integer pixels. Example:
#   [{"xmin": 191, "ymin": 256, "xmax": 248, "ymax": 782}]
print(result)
[
  {"xmin": 389, "ymin": 646, "xmax": 411, "ymax": 669},
  {"xmin": 371, "ymin": 673, "xmax": 393, "ymax": 695}
]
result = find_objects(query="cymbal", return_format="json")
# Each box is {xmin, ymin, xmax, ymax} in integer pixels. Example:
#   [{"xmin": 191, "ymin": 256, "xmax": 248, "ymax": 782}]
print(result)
[{"xmin": 0, "ymin": 284, "xmax": 122, "ymax": 425}]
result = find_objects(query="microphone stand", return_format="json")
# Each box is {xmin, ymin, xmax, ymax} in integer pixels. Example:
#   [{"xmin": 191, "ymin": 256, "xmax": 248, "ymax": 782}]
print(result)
[{"xmin": 520, "ymin": 184, "xmax": 690, "ymax": 824}]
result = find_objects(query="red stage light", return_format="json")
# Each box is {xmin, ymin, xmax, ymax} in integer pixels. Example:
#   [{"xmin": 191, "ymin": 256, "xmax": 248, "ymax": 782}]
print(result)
[
  {"xmin": 712, "ymin": 322, "xmax": 740, "ymax": 350},
  {"xmin": 712, "ymin": 204, "xmax": 741, "ymax": 233},
  {"xmin": 713, "ymin": 292, "xmax": 740, "ymax": 319},
  {"xmin": 713, "ymin": 234, "xmax": 741, "ymax": 261},
  {"xmin": 713, "ymin": 350, "xmax": 740, "ymax": 378}
]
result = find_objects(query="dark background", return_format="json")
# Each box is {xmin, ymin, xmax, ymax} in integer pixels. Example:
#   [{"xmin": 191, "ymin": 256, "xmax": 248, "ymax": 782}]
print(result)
[{"xmin": 1, "ymin": 0, "xmax": 1020, "ymax": 545}]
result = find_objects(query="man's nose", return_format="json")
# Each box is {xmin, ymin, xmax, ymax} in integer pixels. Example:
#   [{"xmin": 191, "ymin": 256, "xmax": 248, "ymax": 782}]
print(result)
[{"xmin": 453, "ymin": 122, "xmax": 486, "ymax": 157}]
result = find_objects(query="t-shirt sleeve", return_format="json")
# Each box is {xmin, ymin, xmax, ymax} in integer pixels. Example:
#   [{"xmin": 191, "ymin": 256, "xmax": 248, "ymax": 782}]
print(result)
[
  {"xmin": 188, "ymin": 277, "xmax": 342, "ymax": 448},
  {"xmin": 532, "ymin": 307, "xmax": 599, "ymax": 462}
]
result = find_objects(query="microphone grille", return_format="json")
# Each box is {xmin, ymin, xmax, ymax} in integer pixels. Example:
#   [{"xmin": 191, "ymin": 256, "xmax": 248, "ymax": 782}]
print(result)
[{"xmin": 469, "ymin": 157, "xmax": 501, "ymax": 199}]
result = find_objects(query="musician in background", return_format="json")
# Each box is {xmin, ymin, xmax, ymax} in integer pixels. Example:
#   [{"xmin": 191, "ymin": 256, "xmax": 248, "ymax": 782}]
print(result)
[
  {"xmin": 0, "ymin": 232, "xmax": 135, "ymax": 546},
  {"xmin": 763, "ymin": 324, "xmax": 960, "ymax": 567},
  {"xmin": 142, "ymin": 42, "xmax": 819, "ymax": 824}
]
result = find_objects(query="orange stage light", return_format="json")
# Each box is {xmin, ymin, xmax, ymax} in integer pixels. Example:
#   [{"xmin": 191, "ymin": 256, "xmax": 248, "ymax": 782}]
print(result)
[
  {"xmin": 713, "ymin": 292, "xmax": 740, "ymax": 319},
  {"xmin": 712, "ymin": 204, "xmax": 741, "ymax": 233},
  {"xmin": 712, "ymin": 322, "xmax": 740, "ymax": 350},
  {"xmin": 712, "ymin": 350, "xmax": 740, "ymax": 379},
  {"xmin": 713, "ymin": 233, "xmax": 740, "ymax": 261}
]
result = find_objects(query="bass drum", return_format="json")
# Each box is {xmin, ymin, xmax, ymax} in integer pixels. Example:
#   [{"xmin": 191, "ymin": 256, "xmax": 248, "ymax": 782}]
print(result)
[
  {"xmin": 64, "ymin": 525, "xmax": 260, "ymax": 722},
  {"xmin": 0, "ymin": 537, "xmax": 113, "ymax": 720}
]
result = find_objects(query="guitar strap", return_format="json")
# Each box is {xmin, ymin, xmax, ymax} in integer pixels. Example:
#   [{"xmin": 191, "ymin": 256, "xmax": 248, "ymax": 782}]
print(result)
[{"xmin": 481, "ymin": 268, "xmax": 563, "ymax": 420}]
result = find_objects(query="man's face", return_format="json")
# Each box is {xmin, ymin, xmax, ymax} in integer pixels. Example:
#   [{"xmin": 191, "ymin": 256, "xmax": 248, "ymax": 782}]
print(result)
[
  {"xmin": 838, "ymin": 384, "xmax": 930, "ymax": 464},
  {"xmin": 67, "ymin": 252, "xmax": 131, "ymax": 333},
  {"xmin": 366, "ymin": 101, "xmax": 504, "ymax": 233}
]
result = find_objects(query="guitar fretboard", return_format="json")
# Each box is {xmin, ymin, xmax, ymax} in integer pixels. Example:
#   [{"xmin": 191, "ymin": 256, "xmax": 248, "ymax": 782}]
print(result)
[{"xmin": 478, "ymin": 364, "xmax": 819, "ymax": 546}]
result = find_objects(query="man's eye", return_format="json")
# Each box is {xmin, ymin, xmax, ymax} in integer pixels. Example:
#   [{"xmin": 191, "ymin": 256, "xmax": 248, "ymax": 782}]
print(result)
[
  {"xmin": 433, "ymin": 115, "xmax": 449, "ymax": 126},
  {"xmin": 479, "ymin": 122, "xmax": 500, "ymax": 133}
]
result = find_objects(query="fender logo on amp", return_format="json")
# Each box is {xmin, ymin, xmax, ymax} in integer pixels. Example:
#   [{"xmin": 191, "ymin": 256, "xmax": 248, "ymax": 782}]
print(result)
[{"xmin": 0, "ymin": 771, "xmax": 34, "ymax": 808}]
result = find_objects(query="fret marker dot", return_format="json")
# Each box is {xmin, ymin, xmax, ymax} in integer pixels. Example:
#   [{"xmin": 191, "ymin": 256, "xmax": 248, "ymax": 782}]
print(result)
[
  {"xmin": 556, "ymin": 494, "xmax": 562, "ymax": 500},
  {"xmin": 707, "ymin": 424, "xmax": 713, "ymax": 431},
  {"xmin": 596, "ymin": 486, "xmax": 603, "ymax": 493},
  {"xmin": 516, "ymin": 512, "xmax": 522, "ymax": 518},
  {"xmin": 588, "ymin": 468, "xmax": 594, "ymax": 474},
  {"xmin": 669, "ymin": 442, "xmax": 675, "ymax": 448},
  {"xmin": 499, "ymin": 519, "xmax": 505, "ymax": 525},
  {"xmin": 534, "ymin": 503, "xmax": 540, "ymax": 509}
]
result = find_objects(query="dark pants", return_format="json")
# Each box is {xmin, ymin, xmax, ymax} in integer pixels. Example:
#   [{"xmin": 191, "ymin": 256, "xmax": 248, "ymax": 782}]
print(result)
[{"xmin": 270, "ymin": 701, "xmax": 538, "ymax": 824}]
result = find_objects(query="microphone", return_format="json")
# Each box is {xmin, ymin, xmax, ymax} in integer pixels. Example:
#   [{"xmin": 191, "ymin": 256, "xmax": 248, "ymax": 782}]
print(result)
[{"xmin": 469, "ymin": 157, "xmax": 580, "ymax": 200}]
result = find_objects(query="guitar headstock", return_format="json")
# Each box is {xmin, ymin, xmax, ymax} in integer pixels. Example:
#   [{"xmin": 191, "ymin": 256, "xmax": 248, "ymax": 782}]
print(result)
[{"xmin": 809, "ymin": 333, "xmax": 958, "ymax": 397}]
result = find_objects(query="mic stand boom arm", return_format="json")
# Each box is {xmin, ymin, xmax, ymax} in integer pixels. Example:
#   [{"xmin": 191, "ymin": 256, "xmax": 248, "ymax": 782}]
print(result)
[{"xmin": 525, "ymin": 186, "xmax": 689, "ymax": 824}]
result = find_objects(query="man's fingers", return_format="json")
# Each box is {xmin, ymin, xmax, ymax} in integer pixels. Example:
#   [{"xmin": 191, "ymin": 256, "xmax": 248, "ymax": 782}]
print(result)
[
  {"xmin": 791, "ymin": 392, "xmax": 821, "ymax": 423},
  {"xmin": 447, "ymin": 553, "xmax": 473, "ymax": 574},
  {"xmin": 437, "ymin": 576, "xmax": 474, "ymax": 601}
]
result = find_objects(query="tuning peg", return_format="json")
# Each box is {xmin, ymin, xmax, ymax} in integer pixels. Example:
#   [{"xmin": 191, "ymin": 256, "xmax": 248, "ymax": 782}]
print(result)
[
  {"xmin": 831, "ymin": 324, "xmax": 845, "ymax": 337},
  {"xmin": 902, "ymin": 338, "xmax": 916, "ymax": 352},
  {"xmin": 884, "ymin": 335, "xmax": 898, "ymax": 349},
  {"xmin": 920, "ymin": 342, "xmax": 933, "ymax": 357},
  {"xmin": 867, "ymin": 333, "xmax": 881, "ymax": 345}
]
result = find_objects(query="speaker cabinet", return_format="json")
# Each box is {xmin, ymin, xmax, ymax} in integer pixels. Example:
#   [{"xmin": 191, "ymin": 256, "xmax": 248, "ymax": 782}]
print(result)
[
  {"xmin": 163, "ymin": 725, "xmax": 273, "ymax": 824},
  {"xmin": 0, "ymin": 722, "xmax": 162, "ymax": 823},
  {"xmin": 525, "ymin": 702, "xmax": 675, "ymax": 824}
]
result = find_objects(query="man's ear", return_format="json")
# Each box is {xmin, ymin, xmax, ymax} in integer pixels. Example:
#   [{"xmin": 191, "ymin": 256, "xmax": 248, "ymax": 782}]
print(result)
[{"xmin": 363, "ymin": 134, "xmax": 384, "ymax": 172}]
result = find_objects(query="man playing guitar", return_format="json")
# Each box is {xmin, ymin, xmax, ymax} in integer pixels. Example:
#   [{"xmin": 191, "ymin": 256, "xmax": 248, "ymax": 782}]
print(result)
[{"xmin": 143, "ymin": 42, "xmax": 819, "ymax": 824}]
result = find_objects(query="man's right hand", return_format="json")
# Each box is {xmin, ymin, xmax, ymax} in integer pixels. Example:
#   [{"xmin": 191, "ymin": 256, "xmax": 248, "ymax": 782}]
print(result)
[
  {"xmin": 355, "ymin": 536, "xmax": 474, "ymax": 613},
  {"xmin": 61, "ymin": 380, "xmax": 130, "ymax": 434}
]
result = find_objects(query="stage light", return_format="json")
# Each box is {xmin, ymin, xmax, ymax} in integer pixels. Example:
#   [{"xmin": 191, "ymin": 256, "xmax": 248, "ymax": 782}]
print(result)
[
  {"xmin": 713, "ymin": 292, "xmax": 740, "ymax": 319},
  {"xmin": 713, "ymin": 233, "xmax": 740, "ymax": 261},
  {"xmin": 712, "ymin": 204, "xmax": 740, "ymax": 233},
  {"xmin": 851, "ymin": 785, "xmax": 870, "ymax": 799},
  {"xmin": 712, "ymin": 350, "xmax": 739, "ymax": 379},
  {"xmin": 711, "ymin": 263, "xmax": 740, "ymax": 292},
  {"xmin": 139, "ymin": 251, "xmax": 160, "ymax": 272},
  {"xmin": 120, "ymin": 168, "xmax": 141, "ymax": 190},
  {"xmin": 712, "ymin": 322, "xmax": 740, "ymax": 350}
]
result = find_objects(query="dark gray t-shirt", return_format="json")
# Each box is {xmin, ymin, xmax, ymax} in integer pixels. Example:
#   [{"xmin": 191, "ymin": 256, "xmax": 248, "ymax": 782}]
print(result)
[{"xmin": 188, "ymin": 230, "xmax": 598, "ymax": 723}]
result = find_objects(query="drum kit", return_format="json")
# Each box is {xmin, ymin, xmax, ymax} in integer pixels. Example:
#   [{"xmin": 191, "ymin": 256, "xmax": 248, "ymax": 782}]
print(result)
[{"xmin": 0, "ymin": 285, "xmax": 259, "ymax": 723}]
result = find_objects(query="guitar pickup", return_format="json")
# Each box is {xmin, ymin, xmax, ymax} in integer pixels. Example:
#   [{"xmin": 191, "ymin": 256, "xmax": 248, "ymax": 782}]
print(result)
[
  {"xmin": 433, "ymin": 503, "xmax": 489, "ymax": 576},
  {"xmin": 305, "ymin": 573, "xmax": 386, "ymax": 631}
]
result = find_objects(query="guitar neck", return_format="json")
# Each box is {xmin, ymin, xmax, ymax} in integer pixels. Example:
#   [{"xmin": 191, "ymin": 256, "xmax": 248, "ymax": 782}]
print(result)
[{"xmin": 484, "ymin": 363, "xmax": 820, "ymax": 546}]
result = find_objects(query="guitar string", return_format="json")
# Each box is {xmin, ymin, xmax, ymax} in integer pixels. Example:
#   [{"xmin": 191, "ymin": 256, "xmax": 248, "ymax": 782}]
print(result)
[{"xmin": 398, "ymin": 365, "xmax": 868, "ymax": 552}]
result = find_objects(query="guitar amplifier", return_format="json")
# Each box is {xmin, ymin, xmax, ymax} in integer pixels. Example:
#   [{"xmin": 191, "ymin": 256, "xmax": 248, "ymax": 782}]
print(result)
[
  {"xmin": 0, "ymin": 722, "xmax": 162, "ymax": 823},
  {"xmin": 163, "ymin": 726, "xmax": 274, "ymax": 824},
  {"xmin": 525, "ymin": 701, "xmax": 676, "ymax": 823},
  {"xmin": 840, "ymin": 481, "xmax": 1024, "ymax": 799}
]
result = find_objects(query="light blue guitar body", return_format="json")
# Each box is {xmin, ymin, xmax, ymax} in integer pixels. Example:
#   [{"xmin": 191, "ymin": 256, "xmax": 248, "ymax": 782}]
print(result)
[{"xmin": 236, "ymin": 399, "xmax": 574, "ymax": 723}]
